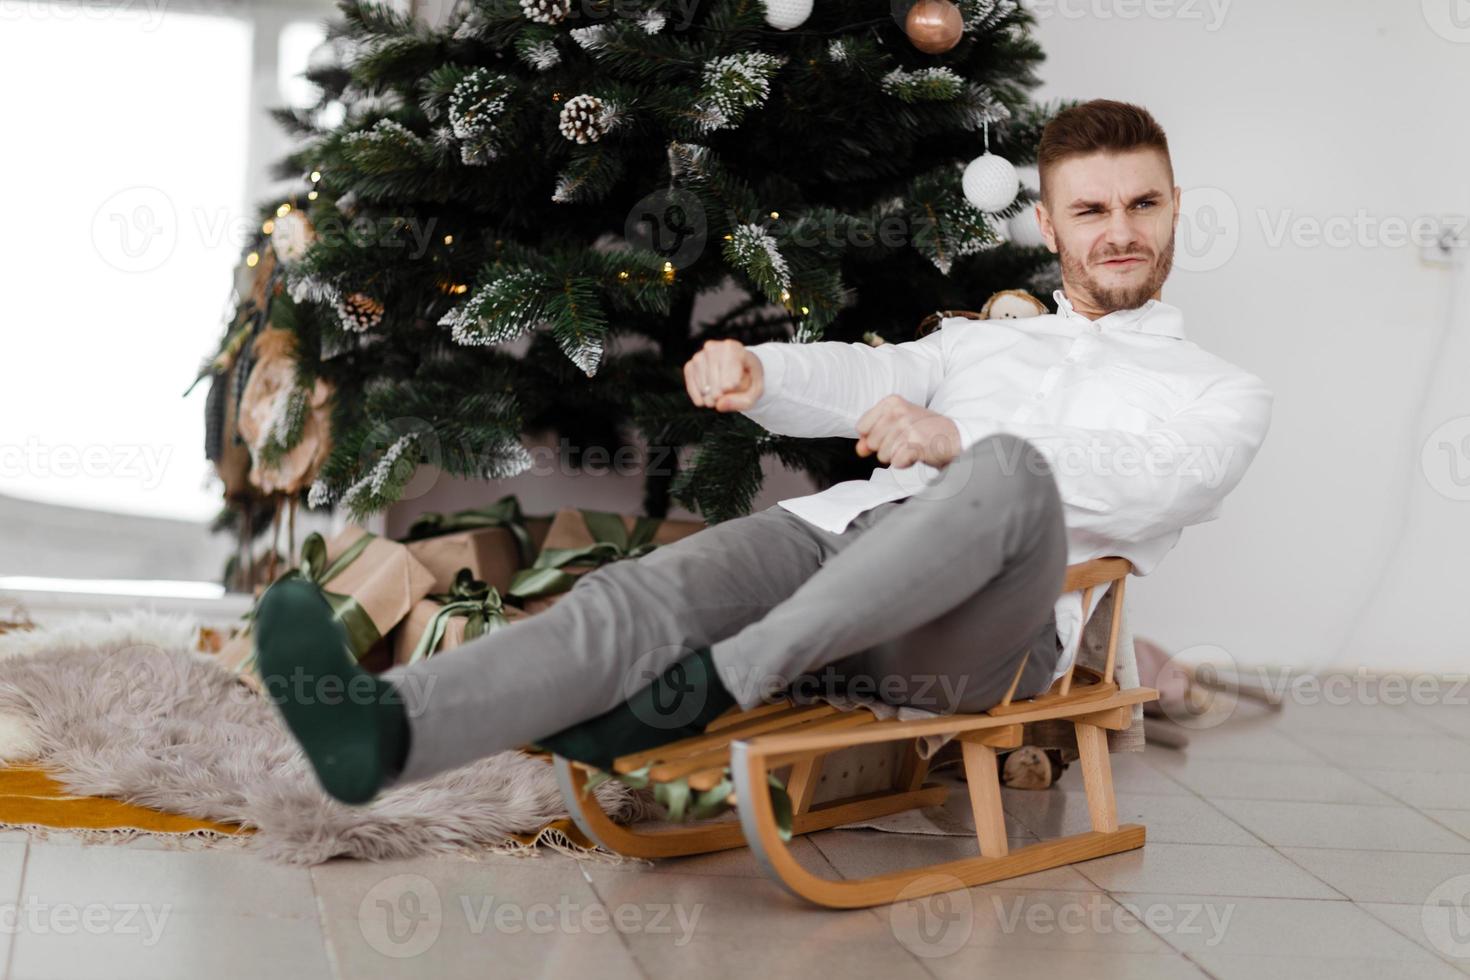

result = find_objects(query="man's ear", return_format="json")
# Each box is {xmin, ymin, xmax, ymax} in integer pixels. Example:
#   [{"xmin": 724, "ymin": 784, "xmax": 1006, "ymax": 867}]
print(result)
[
  {"xmin": 1171, "ymin": 185, "xmax": 1182, "ymax": 233},
  {"xmin": 1036, "ymin": 201, "xmax": 1058, "ymax": 253}
]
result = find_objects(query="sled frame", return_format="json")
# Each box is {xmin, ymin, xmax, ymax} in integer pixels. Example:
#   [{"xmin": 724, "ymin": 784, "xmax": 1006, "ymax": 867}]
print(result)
[{"xmin": 553, "ymin": 556, "xmax": 1156, "ymax": 909}]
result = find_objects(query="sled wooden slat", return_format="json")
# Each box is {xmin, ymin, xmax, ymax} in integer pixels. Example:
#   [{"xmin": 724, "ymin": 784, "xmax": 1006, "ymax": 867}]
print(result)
[{"xmin": 553, "ymin": 552, "xmax": 1158, "ymax": 910}]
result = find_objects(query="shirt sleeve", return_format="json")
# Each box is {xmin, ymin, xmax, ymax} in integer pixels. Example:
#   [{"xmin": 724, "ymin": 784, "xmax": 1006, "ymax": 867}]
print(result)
[
  {"xmin": 950, "ymin": 369, "xmax": 1274, "ymax": 543},
  {"xmin": 739, "ymin": 328, "xmax": 949, "ymax": 439}
]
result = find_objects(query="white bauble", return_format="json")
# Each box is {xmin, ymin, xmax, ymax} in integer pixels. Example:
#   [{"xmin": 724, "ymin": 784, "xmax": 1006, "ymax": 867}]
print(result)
[
  {"xmin": 962, "ymin": 153, "xmax": 1020, "ymax": 212},
  {"xmin": 1007, "ymin": 204, "xmax": 1046, "ymax": 247},
  {"xmin": 763, "ymin": 0, "xmax": 812, "ymax": 29}
]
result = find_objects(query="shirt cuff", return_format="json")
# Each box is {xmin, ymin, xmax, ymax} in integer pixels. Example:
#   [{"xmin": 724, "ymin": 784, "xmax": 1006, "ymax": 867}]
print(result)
[
  {"xmin": 744, "ymin": 343, "xmax": 789, "ymax": 413},
  {"xmin": 949, "ymin": 415, "xmax": 1005, "ymax": 454}
]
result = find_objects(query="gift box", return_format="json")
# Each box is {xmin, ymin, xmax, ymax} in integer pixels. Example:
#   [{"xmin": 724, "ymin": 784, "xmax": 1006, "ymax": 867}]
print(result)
[
  {"xmin": 392, "ymin": 570, "xmax": 528, "ymax": 666},
  {"xmin": 217, "ymin": 526, "xmax": 435, "ymax": 683},
  {"xmin": 508, "ymin": 508, "xmax": 705, "ymax": 613},
  {"xmin": 402, "ymin": 495, "xmax": 542, "ymax": 594}
]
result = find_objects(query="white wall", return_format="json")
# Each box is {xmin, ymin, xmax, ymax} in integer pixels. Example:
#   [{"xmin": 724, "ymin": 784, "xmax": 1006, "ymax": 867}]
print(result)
[{"xmin": 1028, "ymin": 0, "xmax": 1470, "ymax": 673}]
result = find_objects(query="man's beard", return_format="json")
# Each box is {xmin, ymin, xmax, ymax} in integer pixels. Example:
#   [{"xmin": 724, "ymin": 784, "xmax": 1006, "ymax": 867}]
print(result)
[{"xmin": 1057, "ymin": 231, "xmax": 1175, "ymax": 314}]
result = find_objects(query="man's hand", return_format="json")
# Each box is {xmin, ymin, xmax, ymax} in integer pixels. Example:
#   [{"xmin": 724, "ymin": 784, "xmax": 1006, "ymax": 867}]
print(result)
[
  {"xmin": 683, "ymin": 339, "xmax": 764, "ymax": 412},
  {"xmin": 855, "ymin": 395, "xmax": 962, "ymax": 469}
]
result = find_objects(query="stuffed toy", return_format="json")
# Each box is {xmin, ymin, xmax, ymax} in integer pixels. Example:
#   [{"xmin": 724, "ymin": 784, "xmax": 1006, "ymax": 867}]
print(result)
[{"xmin": 979, "ymin": 288, "xmax": 1048, "ymax": 320}]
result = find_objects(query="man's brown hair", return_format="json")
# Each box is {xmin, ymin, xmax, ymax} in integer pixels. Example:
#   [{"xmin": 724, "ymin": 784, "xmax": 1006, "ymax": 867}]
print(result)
[{"xmin": 1037, "ymin": 99, "xmax": 1173, "ymax": 204}]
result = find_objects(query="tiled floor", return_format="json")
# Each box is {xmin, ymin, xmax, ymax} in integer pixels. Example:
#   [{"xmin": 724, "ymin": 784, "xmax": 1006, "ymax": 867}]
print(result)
[{"xmin": 2, "ymin": 698, "xmax": 1470, "ymax": 978}]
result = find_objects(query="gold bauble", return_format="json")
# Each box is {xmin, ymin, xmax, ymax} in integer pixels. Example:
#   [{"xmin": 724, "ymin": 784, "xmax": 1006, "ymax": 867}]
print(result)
[{"xmin": 904, "ymin": 0, "xmax": 964, "ymax": 54}]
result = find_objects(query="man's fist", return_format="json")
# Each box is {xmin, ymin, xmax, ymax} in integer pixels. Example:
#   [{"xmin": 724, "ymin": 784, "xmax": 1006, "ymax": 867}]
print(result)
[
  {"xmin": 683, "ymin": 339, "xmax": 764, "ymax": 412},
  {"xmin": 855, "ymin": 395, "xmax": 962, "ymax": 469}
]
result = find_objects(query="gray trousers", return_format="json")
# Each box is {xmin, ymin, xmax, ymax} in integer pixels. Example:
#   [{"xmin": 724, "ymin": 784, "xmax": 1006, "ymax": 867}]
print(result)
[{"xmin": 383, "ymin": 434, "xmax": 1069, "ymax": 786}]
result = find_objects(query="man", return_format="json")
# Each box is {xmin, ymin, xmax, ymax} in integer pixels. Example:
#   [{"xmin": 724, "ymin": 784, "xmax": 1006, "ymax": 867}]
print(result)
[{"xmin": 255, "ymin": 99, "xmax": 1273, "ymax": 805}]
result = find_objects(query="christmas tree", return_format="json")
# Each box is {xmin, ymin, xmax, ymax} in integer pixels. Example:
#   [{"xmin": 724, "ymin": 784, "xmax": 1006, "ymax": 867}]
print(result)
[{"xmin": 202, "ymin": 0, "xmax": 1062, "ymax": 535}]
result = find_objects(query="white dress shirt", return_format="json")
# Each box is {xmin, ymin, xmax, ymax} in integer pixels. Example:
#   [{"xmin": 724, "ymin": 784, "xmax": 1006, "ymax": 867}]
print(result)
[{"xmin": 741, "ymin": 289, "xmax": 1274, "ymax": 682}]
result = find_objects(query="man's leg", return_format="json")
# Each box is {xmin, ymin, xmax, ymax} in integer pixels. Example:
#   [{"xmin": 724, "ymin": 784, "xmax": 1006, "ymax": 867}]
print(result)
[
  {"xmin": 710, "ymin": 433, "xmax": 1068, "ymax": 713},
  {"xmin": 378, "ymin": 503, "xmax": 832, "ymax": 785}
]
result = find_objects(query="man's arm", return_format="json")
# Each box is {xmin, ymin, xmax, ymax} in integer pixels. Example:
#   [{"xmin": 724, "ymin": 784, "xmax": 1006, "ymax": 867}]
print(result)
[
  {"xmin": 737, "ymin": 331, "xmax": 948, "ymax": 439},
  {"xmin": 949, "ymin": 370, "xmax": 1274, "ymax": 543}
]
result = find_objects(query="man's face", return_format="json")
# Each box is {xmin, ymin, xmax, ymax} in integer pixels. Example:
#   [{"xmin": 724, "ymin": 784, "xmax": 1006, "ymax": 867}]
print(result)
[{"xmin": 1037, "ymin": 149, "xmax": 1181, "ymax": 315}]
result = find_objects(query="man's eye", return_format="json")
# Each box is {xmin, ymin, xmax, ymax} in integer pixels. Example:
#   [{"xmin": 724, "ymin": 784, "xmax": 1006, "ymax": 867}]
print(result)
[{"xmin": 1134, "ymin": 201, "xmax": 1155, "ymax": 210}]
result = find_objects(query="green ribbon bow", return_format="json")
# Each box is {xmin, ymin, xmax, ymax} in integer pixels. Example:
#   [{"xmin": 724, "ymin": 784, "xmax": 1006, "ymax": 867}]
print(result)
[
  {"xmin": 233, "ymin": 530, "xmax": 378, "ymax": 675},
  {"xmin": 508, "ymin": 510, "xmax": 664, "ymax": 601},
  {"xmin": 279, "ymin": 530, "xmax": 382, "ymax": 659},
  {"xmin": 404, "ymin": 495, "xmax": 537, "ymax": 568},
  {"xmin": 408, "ymin": 569, "xmax": 514, "ymax": 665}
]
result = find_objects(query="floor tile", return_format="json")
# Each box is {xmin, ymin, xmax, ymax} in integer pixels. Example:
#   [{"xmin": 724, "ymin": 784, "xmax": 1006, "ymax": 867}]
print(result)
[
  {"xmin": 1270, "ymin": 698, "xmax": 1446, "ymax": 736},
  {"xmin": 8, "ymin": 910, "xmax": 332, "ymax": 980},
  {"xmin": 1190, "ymin": 952, "xmax": 1463, "ymax": 979},
  {"xmin": 1359, "ymin": 902, "xmax": 1470, "ymax": 976},
  {"xmin": 1159, "ymin": 725, "xmax": 1322, "ymax": 765},
  {"xmin": 1358, "ymin": 770, "xmax": 1470, "ymax": 810},
  {"xmin": 315, "ymin": 852, "xmax": 646, "ymax": 978},
  {"xmin": 1293, "ymin": 733, "xmax": 1470, "ymax": 773},
  {"xmin": 1054, "ymin": 750, "xmax": 1193, "ymax": 796},
  {"xmin": 20, "ymin": 841, "xmax": 319, "ymax": 917},
  {"xmin": 1147, "ymin": 754, "xmax": 1395, "ymax": 805},
  {"xmin": 1115, "ymin": 892, "xmax": 1445, "ymax": 964},
  {"xmin": 624, "ymin": 931, "xmax": 924, "ymax": 979},
  {"xmin": 806, "ymin": 828, "xmax": 1099, "ymax": 892},
  {"xmin": 1425, "ymin": 810, "xmax": 1470, "ymax": 841},
  {"xmin": 916, "ymin": 945, "xmax": 1209, "ymax": 979},
  {"xmin": 1073, "ymin": 843, "xmax": 1341, "ymax": 899},
  {"xmin": 1211, "ymin": 799, "xmax": 1470, "ymax": 853},
  {"xmin": 1277, "ymin": 847, "xmax": 1470, "ymax": 905},
  {"xmin": 1003, "ymin": 790, "xmax": 1262, "ymax": 846}
]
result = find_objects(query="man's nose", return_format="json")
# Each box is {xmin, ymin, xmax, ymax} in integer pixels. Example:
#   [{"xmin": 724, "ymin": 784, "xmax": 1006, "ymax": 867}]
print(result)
[{"xmin": 1103, "ymin": 206, "xmax": 1142, "ymax": 250}]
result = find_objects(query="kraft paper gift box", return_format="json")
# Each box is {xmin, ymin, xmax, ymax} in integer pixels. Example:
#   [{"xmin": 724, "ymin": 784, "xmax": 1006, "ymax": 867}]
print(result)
[
  {"xmin": 217, "ymin": 526, "xmax": 435, "ymax": 685},
  {"xmin": 391, "ymin": 572, "xmax": 528, "ymax": 667},
  {"xmin": 507, "ymin": 507, "xmax": 705, "ymax": 614},
  {"xmin": 401, "ymin": 495, "xmax": 543, "ymax": 594}
]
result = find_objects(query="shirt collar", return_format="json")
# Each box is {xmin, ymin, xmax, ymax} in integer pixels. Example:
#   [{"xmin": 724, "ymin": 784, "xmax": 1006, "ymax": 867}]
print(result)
[{"xmin": 1052, "ymin": 289, "xmax": 1186, "ymax": 340}]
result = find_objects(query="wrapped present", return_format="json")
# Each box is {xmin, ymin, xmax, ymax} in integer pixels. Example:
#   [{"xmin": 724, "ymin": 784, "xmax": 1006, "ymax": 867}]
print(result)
[
  {"xmin": 508, "ymin": 508, "xmax": 705, "ymax": 613},
  {"xmin": 402, "ymin": 495, "xmax": 539, "ymax": 594},
  {"xmin": 217, "ymin": 526, "xmax": 435, "ymax": 681},
  {"xmin": 392, "ymin": 569, "xmax": 527, "ymax": 666}
]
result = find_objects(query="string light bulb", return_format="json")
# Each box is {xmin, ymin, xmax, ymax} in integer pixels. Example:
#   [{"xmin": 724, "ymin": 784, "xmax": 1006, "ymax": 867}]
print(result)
[
  {"xmin": 262, "ymin": 219, "xmax": 275, "ymax": 235},
  {"xmin": 276, "ymin": 203, "xmax": 292, "ymax": 218},
  {"xmin": 662, "ymin": 261, "xmax": 675, "ymax": 283},
  {"xmin": 309, "ymin": 170, "xmax": 322, "ymax": 182},
  {"xmin": 443, "ymin": 234, "xmax": 454, "ymax": 246},
  {"xmin": 245, "ymin": 251, "xmax": 260, "ymax": 268},
  {"xmin": 307, "ymin": 190, "xmax": 319, "ymax": 201},
  {"xmin": 780, "ymin": 288, "xmax": 791, "ymax": 302}
]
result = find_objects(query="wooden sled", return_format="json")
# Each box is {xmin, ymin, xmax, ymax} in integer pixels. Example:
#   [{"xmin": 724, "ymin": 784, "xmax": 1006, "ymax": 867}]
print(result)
[{"xmin": 554, "ymin": 556, "xmax": 1157, "ymax": 909}]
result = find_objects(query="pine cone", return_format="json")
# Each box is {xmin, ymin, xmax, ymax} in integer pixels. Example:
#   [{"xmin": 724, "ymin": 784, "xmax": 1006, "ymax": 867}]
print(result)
[
  {"xmin": 558, "ymin": 94, "xmax": 609, "ymax": 144},
  {"xmin": 519, "ymin": 0, "xmax": 570, "ymax": 25},
  {"xmin": 336, "ymin": 292, "xmax": 384, "ymax": 333}
]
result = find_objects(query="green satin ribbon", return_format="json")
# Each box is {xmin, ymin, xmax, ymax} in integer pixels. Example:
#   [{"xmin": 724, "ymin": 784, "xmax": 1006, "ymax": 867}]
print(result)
[
  {"xmin": 277, "ymin": 530, "xmax": 382, "ymax": 659},
  {"xmin": 507, "ymin": 509, "xmax": 664, "ymax": 600},
  {"xmin": 232, "ymin": 530, "xmax": 379, "ymax": 674},
  {"xmin": 408, "ymin": 569, "xmax": 513, "ymax": 665},
  {"xmin": 404, "ymin": 495, "xmax": 537, "ymax": 567}
]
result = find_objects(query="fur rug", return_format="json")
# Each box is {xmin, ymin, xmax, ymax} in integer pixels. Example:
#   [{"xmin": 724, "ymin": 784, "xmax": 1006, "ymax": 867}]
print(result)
[{"xmin": 0, "ymin": 613, "xmax": 651, "ymax": 864}]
